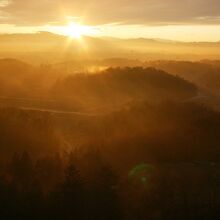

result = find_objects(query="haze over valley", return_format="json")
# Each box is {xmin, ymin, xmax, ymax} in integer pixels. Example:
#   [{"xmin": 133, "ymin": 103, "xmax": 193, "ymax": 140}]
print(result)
[{"xmin": 1, "ymin": 0, "xmax": 220, "ymax": 219}]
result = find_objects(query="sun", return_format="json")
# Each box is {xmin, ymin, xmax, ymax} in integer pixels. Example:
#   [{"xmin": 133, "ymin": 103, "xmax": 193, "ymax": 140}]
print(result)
[{"xmin": 63, "ymin": 22, "xmax": 95, "ymax": 39}]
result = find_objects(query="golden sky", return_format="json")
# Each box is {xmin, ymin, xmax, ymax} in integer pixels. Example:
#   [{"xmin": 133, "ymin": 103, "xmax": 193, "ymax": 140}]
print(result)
[{"xmin": 1, "ymin": 0, "xmax": 220, "ymax": 41}]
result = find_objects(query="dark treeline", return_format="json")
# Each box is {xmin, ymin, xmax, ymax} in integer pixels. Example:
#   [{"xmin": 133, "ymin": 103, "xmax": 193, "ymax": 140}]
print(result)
[
  {"xmin": 0, "ymin": 151, "xmax": 122, "ymax": 220},
  {"xmin": 0, "ymin": 149, "xmax": 220, "ymax": 220}
]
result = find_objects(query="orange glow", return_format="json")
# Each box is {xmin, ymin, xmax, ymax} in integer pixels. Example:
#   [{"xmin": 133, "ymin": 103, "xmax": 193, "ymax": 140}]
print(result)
[{"xmin": 57, "ymin": 22, "xmax": 98, "ymax": 39}]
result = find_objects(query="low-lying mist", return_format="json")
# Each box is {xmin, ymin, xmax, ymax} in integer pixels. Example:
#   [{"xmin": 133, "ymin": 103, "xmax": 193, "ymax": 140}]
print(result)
[{"xmin": 0, "ymin": 56, "xmax": 220, "ymax": 219}]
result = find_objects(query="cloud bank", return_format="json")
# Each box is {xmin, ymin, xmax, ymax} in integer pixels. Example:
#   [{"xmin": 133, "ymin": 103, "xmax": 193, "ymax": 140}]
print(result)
[{"xmin": 0, "ymin": 0, "xmax": 220, "ymax": 26}]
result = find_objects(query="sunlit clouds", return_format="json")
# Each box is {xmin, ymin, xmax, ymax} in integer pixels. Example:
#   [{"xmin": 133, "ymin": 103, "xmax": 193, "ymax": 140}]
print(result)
[
  {"xmin": 1, "ymin": 0, "xmax": 220, "ymax": 25},
  {"xmin": 0, "ymin": 0, "xmax": 10, "ymax": 7},
  {"xmin": 0, "ymin": 0, "xmax": 220, "ymax": 41}
]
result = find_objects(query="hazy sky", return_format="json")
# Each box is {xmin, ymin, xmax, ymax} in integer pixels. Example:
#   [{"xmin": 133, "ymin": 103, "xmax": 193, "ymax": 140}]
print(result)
[{"xmin": 1, "ymin": 0, "xmax": 220, "ymax": 41}]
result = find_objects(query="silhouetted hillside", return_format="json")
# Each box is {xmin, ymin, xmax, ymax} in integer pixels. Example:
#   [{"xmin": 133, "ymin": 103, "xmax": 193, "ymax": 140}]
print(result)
[
  {"xmin": 52, "ymin": 67, "xmax": 197, "ymax": 110},
  {"xmin": 0, "ymin": 59, "xmax": 33, "ymax": 96},
  {"xmin": 0, "ymin": 58, "xmax": 61, "ymax": 98},
  {"xmin": 145, "ymin": 60, "xmax": 220, "ymax": 99}
]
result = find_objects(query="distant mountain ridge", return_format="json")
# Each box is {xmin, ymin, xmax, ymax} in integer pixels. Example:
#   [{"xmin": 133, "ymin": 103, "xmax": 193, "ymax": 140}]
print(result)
[
  {"xmin": 0, "ymin": 32, "xmax": 220, "ymax": 63},
  {"xmin": 1, "ymin": 31, "xmax": 219, "ymax": 45}
]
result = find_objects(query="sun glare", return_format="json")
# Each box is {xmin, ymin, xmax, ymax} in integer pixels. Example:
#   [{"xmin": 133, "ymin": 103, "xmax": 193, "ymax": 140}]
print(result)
[{"xmin": 63, "ymin": 22, "xmax": 96, "ymax": 39}]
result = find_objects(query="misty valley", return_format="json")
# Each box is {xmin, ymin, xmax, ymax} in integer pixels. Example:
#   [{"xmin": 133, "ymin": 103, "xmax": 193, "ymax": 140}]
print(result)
[
  {"xmin": 1, "ymin": 0, "xmax": 220, "ymax": 217},
  {"xmin": 0, "ymin": 55, "xmax": 220, "ymax": 219}
]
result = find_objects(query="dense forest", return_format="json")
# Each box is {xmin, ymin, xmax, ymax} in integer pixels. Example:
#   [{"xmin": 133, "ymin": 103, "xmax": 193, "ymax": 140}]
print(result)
[{"xmin": 0, "ymin": 58, "xmax": 220, "ymax": 219}]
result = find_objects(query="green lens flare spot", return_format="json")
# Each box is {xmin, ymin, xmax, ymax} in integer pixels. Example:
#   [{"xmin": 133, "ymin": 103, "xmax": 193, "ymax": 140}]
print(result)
[{"xmin": 129, "ymin": 163, "xmax": 154, "ymax": 186}]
